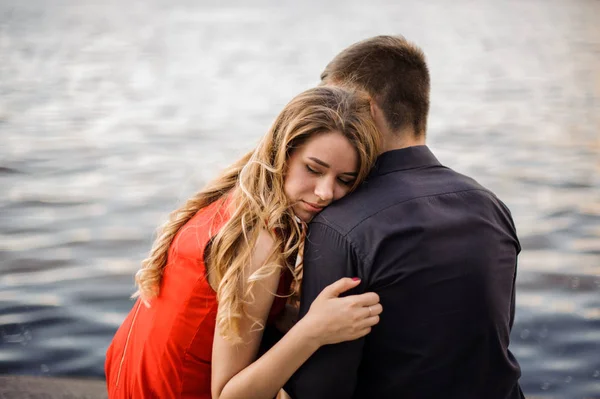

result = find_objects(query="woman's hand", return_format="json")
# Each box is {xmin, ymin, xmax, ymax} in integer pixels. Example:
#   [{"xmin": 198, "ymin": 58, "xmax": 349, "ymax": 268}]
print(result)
[{"xmin": 297, "ymin": 277, "xmax": 382, "ymax": 347}]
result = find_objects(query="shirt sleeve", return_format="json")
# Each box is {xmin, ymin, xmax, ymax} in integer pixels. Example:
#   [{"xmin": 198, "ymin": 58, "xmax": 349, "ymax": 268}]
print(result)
[{"xmin": 285, "ymin": 221, "xmax": 366, "ymax": 399}]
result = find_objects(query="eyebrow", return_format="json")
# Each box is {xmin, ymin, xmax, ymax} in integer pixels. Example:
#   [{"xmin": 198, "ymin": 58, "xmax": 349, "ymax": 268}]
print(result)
[{"xmin": 308, "ymin": 157, "xmax": 358, "ymax": 177}]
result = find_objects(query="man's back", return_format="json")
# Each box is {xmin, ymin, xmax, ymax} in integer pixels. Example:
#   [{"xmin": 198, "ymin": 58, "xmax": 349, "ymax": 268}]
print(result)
[{"xmin": 286, "ymin": 146, "xmax": 524, "ymax": 399}]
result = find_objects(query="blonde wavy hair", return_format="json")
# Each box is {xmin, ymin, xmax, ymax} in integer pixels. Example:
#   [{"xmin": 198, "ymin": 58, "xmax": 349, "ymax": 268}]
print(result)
[{"xmin": 132, "ymin": 86, "xmax": 381, "ymax": 341}]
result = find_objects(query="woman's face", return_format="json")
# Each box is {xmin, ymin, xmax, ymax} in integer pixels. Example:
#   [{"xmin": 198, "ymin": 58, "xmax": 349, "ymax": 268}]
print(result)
[{"xmin": 284, "ymin": 130, "xmax": 359, "ymax": 223}]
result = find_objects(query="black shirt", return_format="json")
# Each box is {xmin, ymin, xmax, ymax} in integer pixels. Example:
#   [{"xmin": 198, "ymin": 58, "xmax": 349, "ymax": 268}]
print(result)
[{"xmin": 285, "ymin": 146, "xmax": 524, "ymax": 399}]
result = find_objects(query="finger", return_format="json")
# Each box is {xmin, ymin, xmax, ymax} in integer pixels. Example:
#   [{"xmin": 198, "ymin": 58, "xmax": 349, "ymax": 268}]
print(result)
[
  {"xmin": 357, "ymin": 303, "xmax": 383, "ymax": 319},
  {"xmin": 351, "ymin": 326, "xmax": 373, "ymax": 340},
  {"xmin": 350, "ymin": 292, "xmax": 380, "ymax": 307},
  {"xmin": 365, "ymin": 303, "xmax": 383, "ymax": 317},
  {"xmin": 358, "ymin": 315, "xmax": 380, "ymax": 329},
  {"xmin": 322, "ymin": 277, "xmax": 361, "ymax": 298}
]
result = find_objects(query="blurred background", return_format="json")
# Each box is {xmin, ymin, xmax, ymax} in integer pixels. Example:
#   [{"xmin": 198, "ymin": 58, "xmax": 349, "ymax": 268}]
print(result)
[{"xmin": 0, "ymin": 0, "xmax": 599, "ymax": 398}]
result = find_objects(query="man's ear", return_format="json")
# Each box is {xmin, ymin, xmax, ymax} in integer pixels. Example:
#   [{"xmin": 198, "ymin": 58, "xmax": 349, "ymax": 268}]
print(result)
[
  {"xmin": 369, "ymin": 100, "xmax": 393, "ymax": 140},
  {"xmin": 370, "ymin": 100, "xmax": 386, "ymax": 126},
  {"xmin": 370, "ymin": 100, "xmax": 378, "ymax": 120}
]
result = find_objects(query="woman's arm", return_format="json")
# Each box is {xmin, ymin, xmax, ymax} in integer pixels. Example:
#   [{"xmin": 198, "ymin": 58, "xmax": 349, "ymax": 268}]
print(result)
[
  {"xmin": 211, "ymin": 230, "xmax": 381, "ymax": 399},
  {"xmin": 210, "ymin": 228, "xmax": 288, "ymax": 399}
]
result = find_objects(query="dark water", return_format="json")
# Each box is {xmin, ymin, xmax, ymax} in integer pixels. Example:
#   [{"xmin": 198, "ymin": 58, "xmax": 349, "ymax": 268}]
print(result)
[{"xmin": 1, "ymin": 0, "xmax": 599, "ymax": 397}]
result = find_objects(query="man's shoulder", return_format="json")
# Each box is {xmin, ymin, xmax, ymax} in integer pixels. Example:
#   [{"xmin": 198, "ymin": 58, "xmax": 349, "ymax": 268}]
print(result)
[
  {"xmin": 309, "ymin": 190, "xmax": 374, "ymax": 236},
  {"xmin": 311, "ymin": 164, "xmax": 506, "ymax": 235}
]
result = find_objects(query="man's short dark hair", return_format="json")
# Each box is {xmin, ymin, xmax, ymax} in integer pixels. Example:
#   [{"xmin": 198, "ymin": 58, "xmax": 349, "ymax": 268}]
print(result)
[{"xmin": 321, "ymin": 35, "xmax": 430, "ymax": 137}]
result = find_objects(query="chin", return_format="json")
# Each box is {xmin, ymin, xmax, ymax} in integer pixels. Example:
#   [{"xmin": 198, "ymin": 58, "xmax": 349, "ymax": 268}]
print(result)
[
  {"xmin": 292, "ymin": 207, "xmax": 312, "ymax": 223},
  {"xmin": 298, "ymin": 213, "xmax": 312, "ymax": 223},
  {"xmin": 301, "ymin": 215, "xmax": 313, "ymax": 223}
]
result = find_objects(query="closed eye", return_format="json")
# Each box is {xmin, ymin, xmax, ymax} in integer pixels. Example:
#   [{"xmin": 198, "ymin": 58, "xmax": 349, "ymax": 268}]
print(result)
[
  {"xmin": 307, "ymin": 164, "xmax": 355, "ymax": 186},
  {"xmin": 338, "ymin": 177, "xmax": 354, "ymax": 186},
  {"xmin": 306, "ymin": 165, "xmax": 321, "ymax": 175}
]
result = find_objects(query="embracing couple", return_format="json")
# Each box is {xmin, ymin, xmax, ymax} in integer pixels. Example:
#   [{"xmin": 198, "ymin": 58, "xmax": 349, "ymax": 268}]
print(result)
[{"xmin": 105, "ymin": 35, "xmax": 525, "ymax": 399}]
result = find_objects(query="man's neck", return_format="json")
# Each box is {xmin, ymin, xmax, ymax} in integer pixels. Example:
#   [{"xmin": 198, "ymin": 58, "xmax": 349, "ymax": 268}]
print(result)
[{"xmin": 381, "ymin": 128, "xmax": 426, "ymax": 153}]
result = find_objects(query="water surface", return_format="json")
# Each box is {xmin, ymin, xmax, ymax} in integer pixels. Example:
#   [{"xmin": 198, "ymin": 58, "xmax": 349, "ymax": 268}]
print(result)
[{"xmin": 1, "ymin": 0, "xmax": 599, "ymax": 397}]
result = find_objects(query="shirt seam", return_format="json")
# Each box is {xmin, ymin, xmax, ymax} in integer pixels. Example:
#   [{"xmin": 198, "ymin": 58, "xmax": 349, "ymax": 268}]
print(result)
[
  {"xmin": 315, "ymin": 187, "xmax": 497, "ymax": 240},
  {"xmin": 308, "ymin": 221, "xmax": 370, "ymax": 268},
  {"xmin": 372, "ymin": 162, "xmax": 441, "ymax": 176}
]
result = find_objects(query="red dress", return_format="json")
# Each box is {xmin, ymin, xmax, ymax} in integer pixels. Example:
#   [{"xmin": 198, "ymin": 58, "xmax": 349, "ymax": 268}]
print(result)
[{"xmin": 105, "ymin": 198, "xmax": 292, "ymax": 398}]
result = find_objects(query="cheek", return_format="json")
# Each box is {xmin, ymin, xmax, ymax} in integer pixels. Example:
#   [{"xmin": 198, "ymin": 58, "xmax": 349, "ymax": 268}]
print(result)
[
  {"xmin": 294, "ymin": 176, "xmax": 313, "ymax": 196},
  {"xmin": 284, "ymin": 166, "xmax": 310, "ymax": 199},
  {"xmin": 283, "ymin": 176, "xmax": 298, "ymax": 200},
  {"xmin": 333, "ymin": 185, "xmax": 351, "ymax": 201}
]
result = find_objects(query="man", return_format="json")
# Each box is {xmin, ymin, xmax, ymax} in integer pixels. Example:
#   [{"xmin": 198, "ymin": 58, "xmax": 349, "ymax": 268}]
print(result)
[{"xmin": 284, "ymin": 36, "xmax": 524, "ymax": 399}]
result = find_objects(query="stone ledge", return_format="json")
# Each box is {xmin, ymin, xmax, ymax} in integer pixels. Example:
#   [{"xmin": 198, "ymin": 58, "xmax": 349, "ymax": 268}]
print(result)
[{"xmin": 0, "ymin": 376, "xmax": 106, "ymax": 399}]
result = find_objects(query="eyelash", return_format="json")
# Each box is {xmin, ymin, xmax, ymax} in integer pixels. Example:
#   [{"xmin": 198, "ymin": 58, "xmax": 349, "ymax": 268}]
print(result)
[
  {"xmin": 306, "ymin": 165, "xmax": 319, "ymax": 175},
  {"xmin": 306, "ymin": 165, "xmax": 353, "ymax": 186}
]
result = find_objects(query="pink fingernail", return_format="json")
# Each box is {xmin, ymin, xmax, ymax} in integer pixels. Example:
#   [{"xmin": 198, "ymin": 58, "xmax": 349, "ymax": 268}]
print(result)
[{"xmin": 352, "ymin": 277, "xmax": 360, "ymax": 281}]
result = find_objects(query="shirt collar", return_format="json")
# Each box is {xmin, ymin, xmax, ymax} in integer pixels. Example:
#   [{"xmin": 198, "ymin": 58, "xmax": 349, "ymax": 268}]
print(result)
[{"xmin": 371, "ymin": 145, "xmax": 441, "ymax": 176}]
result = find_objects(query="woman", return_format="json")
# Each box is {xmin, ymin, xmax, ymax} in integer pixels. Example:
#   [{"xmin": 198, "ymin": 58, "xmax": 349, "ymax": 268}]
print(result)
[{"xmin": 105, "ymin": 86, "xmax": 383, "ymax": 399}]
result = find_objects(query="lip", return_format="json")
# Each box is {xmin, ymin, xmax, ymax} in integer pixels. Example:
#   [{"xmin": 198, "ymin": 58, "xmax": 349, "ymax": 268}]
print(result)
[{"xmin": 302, "ymin": 201, "xmax": 325, "ymax": 213}]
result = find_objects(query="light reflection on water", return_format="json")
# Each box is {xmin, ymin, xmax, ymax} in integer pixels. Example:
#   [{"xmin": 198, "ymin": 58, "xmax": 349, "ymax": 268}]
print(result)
[{"xmin": 0, "ymin": 0, "xmax": 599, "ymax": 397}]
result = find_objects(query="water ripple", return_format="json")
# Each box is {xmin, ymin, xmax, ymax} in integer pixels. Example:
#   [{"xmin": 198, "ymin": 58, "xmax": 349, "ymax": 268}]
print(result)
[{"xmin": 0, "ymin": 0, "xmax": 599, "ymax": 397}]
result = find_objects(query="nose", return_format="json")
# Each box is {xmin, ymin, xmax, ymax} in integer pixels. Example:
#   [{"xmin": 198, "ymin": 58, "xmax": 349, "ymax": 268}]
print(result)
[{"xmin": 315, "ymin": 178, "xmax": 334, "ymax": 204}]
